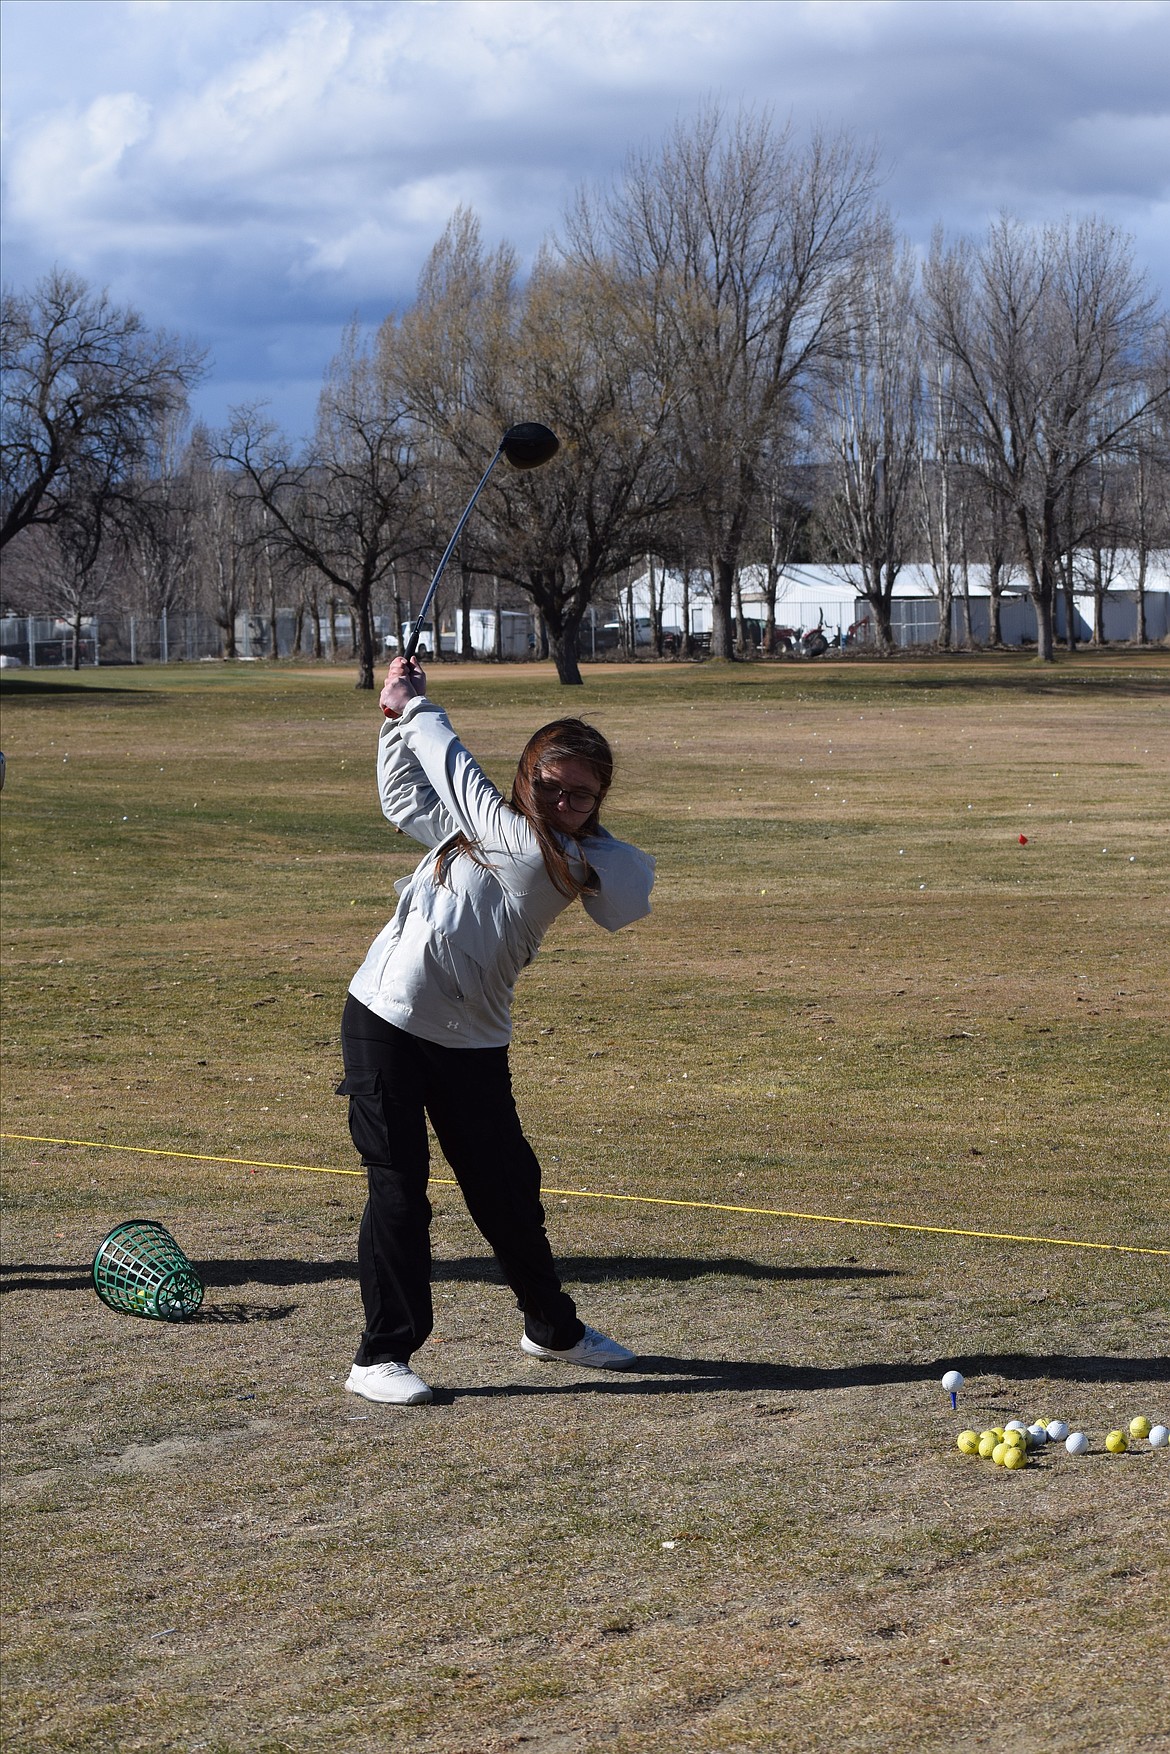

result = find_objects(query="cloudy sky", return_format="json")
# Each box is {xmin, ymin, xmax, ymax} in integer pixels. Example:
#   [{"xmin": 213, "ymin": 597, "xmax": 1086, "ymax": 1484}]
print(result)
[{"xmin": 3, "ymin": 0, "xmax": 1167, "ymax": 441}]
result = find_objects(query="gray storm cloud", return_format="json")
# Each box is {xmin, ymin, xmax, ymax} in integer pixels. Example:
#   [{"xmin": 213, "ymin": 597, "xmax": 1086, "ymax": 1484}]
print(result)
[{"xmin": 3, "ymin": 0, "xmax": 1165, "ymax": 439}]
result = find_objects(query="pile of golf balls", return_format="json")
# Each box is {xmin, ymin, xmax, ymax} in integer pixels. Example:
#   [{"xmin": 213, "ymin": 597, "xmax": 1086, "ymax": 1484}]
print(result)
[{"xmin": 953, "ymin": 1413, "xmax": 1167, "ymax": 1468}]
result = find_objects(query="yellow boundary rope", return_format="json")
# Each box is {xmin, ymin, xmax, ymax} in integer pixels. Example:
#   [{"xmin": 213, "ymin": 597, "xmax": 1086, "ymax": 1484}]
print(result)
[{"xmin": 4, "ymin": 1131, "xmax": 1167, "ymax": 1258}]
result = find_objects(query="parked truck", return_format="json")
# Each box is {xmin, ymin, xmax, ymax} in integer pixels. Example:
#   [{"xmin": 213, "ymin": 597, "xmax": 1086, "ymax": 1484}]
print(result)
[{"xmin": 383, "ymin": 619, "xmax": 456, "ymax": 657}]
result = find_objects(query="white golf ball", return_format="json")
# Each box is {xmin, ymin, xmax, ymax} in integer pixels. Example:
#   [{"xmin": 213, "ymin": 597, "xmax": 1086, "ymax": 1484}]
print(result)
[
  {"xmin": 1148, "ymin": 1425, "xmax": 1169, "ymax": 1448},
  {"xmin": 1065, "ymin": 1431, "xmax": 1089, "ymax": 1455},
  {"xmin": 1005, "ymin": 1420, "xmax": 1028, "ymax": 1435},
  {"xmin": 941, "ymin": 1370, "xmax": 964, "ymax": 1393},
  {"xmin": 1027, "ymin": 1423, "xmax": 1048, "ymax": 1445},
  {"xmin": 1045, "ymin": 1419, "xmax": 1069, "ymax": 1441}
]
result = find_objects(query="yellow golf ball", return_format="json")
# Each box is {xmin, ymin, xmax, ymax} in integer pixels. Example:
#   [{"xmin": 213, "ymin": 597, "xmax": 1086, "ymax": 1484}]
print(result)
[
  {"xmin": 1002, "ymin": 1445, "xmax": 1027, "ymax": 1470},
  {"xmin": 1129, "ymin": 1417, "xmax": 1151, "ymax": 1441},
  {"xmin": 1003, "ymin": 1429, "xmax": 1025, "ymax": 1450},
  {"xmin": 978, "ymin": 1433, "xmax": 997, "ymax": 1459},
  {"xmin": 992, "ymin": 1442, "xmax": 1008, "ymax": 1465},
  {"xmin": 1105, "ymin": 1430, "xmax": 1128, "ymax": 1453},
  {"xmin": 957, "ymin": 1430, "xmax": 981, "ymax": 1455}
]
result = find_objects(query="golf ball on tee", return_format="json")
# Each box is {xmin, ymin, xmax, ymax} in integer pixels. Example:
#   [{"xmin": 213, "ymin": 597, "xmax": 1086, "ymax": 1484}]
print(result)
[
  {"xmin": 1065, "ymin": 1431, "xmax": 1089, "ymax": 1455},
  {"xmin": 1148, "ymin": 1425, "xmax": 1168, "ymax": 1448},
  {"xmin": 941, "ymin": 1370, "xmax": 964, "ymax": 1393}
]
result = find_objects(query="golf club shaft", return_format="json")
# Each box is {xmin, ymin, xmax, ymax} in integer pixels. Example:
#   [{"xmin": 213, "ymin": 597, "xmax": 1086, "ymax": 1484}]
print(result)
[{"xmin": 403, "ymin": 444, "xmax": 504, "ymax": 662}]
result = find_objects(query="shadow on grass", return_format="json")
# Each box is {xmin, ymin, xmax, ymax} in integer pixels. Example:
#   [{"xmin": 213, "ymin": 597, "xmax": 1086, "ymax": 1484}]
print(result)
[
  {"xmin": 189, "ymin": 1302, "xmax": 296, "ymax": 1324},
  {"xmin": 0, "ymin": 1259, "xmax": 327, "ymax": 1295},
  {"xmin": 0, "ymin": 1265, "xmax": 297, "ymax": 1321},
  {"xmin": 2, "ymin": 1263, "xmax": 1164, "ymax": 1392},
  {"xmin": 0, "ymin": 1254, "xmax": 897, "ymax": 1295},
  {"xmin": 449, "ymin": 1350, "xmax": 1170, "ymax": 1401},
  {"xmin": 880, "ymin": 669, "xmax": 1170, "ymax": 700},
  {"xmin": 0, "ymin": 676, "xmax": 151, "ymax": 698},
  {"xmin": 558, "ymin": 1256, "xmax": 897, "ymax": 1285}
]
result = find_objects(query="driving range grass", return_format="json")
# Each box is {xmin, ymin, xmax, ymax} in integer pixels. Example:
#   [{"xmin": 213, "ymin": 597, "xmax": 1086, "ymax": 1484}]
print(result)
[{"xmin": 1, "ymin": 653, "xmax": 1168, "ymax": 1753}]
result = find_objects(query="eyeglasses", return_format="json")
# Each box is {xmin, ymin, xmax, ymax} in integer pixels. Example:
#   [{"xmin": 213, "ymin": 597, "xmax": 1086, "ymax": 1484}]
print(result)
[{"xmin": 532, "ymin": 776, "xmax": 600, "ymax": 813}]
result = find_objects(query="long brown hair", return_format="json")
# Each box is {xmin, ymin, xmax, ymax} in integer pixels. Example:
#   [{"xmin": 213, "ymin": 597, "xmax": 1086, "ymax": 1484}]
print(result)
[
  {"xmin": 435, "ymin": 718, "xmax": 613, "ymax": 900},
  {"xmin": 510, "ymin": 719, "xmax": 613, "ymax": 897}
]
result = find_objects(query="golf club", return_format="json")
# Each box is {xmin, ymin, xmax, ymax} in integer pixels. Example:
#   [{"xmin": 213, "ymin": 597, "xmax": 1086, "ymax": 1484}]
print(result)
[{"xmin": 403, "ymin": 422, "xmax": 560, "ymax": 662}]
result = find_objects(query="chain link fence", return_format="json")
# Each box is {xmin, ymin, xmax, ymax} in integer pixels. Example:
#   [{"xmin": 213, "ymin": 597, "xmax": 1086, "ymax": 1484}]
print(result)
[{"xmin": 0, "ymin": 611, "xmax": 378, "ymax": 668}]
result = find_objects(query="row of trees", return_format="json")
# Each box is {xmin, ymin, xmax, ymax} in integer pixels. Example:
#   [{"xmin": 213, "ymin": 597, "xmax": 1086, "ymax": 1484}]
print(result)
[{"xmin": 3, "ymin": 106, "xmax": 1168, "ymax": 684}]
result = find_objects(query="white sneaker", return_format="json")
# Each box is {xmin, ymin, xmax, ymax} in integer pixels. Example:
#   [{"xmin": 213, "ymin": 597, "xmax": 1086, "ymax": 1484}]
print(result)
[
  {"xmin": 345, "ymin": 1362, "xmax": 433, "ymax": 1405},
  {"xmin": 520, "ymin": 1325, "xmax": 637, "ymax": 1370}
]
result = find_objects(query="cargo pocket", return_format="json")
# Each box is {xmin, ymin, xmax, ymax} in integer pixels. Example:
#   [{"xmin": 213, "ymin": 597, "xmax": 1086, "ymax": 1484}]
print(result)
[{"xmin": 335, "ymin": 1069, "xmax": 390, "ymax": 1166}]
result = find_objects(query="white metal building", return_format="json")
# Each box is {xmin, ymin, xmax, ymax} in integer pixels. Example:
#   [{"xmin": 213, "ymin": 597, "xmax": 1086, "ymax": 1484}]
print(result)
[{"xmin": 625, "ymin": 556, "xmax": 1169, "ymax": 648}]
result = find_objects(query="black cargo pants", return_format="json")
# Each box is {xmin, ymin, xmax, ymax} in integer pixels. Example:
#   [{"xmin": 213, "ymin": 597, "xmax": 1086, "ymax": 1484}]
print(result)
[{"xmin": 338, "ymin": 994, "xmax": 584, "ymax": 1366}]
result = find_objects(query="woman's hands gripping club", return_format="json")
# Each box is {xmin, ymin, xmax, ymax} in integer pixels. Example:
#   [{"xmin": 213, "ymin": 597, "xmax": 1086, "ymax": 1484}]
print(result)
[{"xmin": 380, "ymin": 655, "xmax": 428, "ymax": 720}]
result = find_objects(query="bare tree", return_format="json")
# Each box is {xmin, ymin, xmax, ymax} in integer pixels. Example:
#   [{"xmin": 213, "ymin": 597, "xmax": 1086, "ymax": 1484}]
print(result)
[
  {"xmin": 651, "ymin": 507, "xmax": 714, "ymax": 657},
  {"xmin": 966, "ymin": 475, "xmax": 1020, "ymax": 647},
  {"xmin": 917, "ymin": 315, "xmax": 978, "ymax": 649},
  {"xmin": 498, "ymin": 254, "xmax": 681, "ymax": 682},
  {"xmin": 812, "ymin": 218, "xmax": 921, "ymax": 649},
  {"xmin": 221, "ymin": 324, "xmax": 420, "ymax": 688},
  {"xmin": 1118, "ymin": 317, "xmax": 1170, "ymax": 644},
  {"xmin": 574, "ymin": 105, "xmax": 879, "ymax": 657},
  {"xmin": 922, "ymin": 216, "xmax": 1166, "ymax": 661},
  {"xmin": 122, "ymin": 414, "xmax": 198, "ymax": 646},
  {"xmin": 749, "ymin": 442, "xmax": 812, "ymax": 653},
  {"xmin": 2, "ymin": 510, "xmax": 119, "ymax": 668},
  {"xmin": 1065, "ymin": 454, "xmax": 1129, "ymax": 644},
  {"xmin": 393, "ymin": 213, "xmax": 679, "ymax": 683},
  {"xmin": 187, "ymin": 427, "xmax": 256, "ymax": 659},
  {"xmin": 1, "ymin": 268, "xmax": 204, "ymax": 551}
]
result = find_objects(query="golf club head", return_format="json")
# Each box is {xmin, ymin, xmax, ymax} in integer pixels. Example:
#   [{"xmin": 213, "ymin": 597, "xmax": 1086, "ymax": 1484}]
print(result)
[{"xmin": 500, "ymin": 422, "xmax": 560, "ymax": 470}]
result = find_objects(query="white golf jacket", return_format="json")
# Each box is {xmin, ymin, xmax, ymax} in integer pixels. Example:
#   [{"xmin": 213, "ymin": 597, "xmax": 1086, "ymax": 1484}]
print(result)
[{"xmin": 348, "ymin": 699, "xmax": 655, "ymax": 1048}]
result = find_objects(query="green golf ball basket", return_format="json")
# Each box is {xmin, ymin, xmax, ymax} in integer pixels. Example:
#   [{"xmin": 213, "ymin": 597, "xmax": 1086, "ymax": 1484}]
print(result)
[{"xmin": 92, "ymin": 1220, "xmax": 204, "ymax": 1321}]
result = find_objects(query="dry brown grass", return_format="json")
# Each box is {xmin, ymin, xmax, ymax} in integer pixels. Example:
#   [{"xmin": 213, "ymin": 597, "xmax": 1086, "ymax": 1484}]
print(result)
[{"xmin": 2, "ymin": 653, "xmax": 1168, "ymax": 1752}]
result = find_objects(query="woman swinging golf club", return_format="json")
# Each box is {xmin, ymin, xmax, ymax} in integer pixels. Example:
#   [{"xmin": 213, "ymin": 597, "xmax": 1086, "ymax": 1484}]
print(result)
[{"xmin": 339, "ymin": 654, "xmax": 656, "ymax": 1404}]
